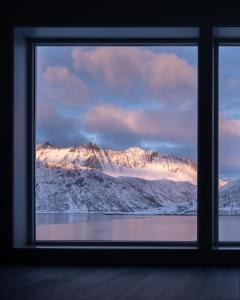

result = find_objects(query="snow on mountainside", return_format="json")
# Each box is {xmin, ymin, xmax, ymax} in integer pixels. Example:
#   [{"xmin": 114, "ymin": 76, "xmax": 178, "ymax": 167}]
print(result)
[
  {"xmin": 36, "ymin": 142, "xmax": 197, "ymax": 184},
  {"xmin": 219, "ymin": 179, "xmax": 240, "ymax": 215},
  {"xmin": 36, "ymin": 142, "xmax": 197, "ymax": 214},
  {"xmin": 36, "ymin": 161, "xmax": 196, "ymax": 214},
  {"xmin": 35, "ymin": 142, "xmax": 240, "ymax": 215}
]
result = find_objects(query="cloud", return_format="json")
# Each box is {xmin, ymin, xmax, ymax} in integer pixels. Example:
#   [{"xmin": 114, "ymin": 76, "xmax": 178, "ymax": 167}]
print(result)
[
  {"xmin": 219, "ymin": 133, "xmax": 240, "ymax": 174},
  {"xmin": 220, "ymin": 116, "xmax": 240, "ymax": 137},
  {"xmin": 72, "ymin": 47, "xmax": 197, "ymax": 106},
  {"xmin": 36, "ymin": 46, "xmax": 198, "ymax": 159},
  {"xmin": 219, "ymin": 114, "xmax": 240, "ymax": 173},
  {"xmin": 40, "ymin": 65, "xmax": 93, "ymax": 107},
  {"xmin": 83, "ymin": 104, "xmax": 196, "ymax": 146},
  {"xmin": 36, "ymin": 101, "xmax": 87, "ymax": 147}
]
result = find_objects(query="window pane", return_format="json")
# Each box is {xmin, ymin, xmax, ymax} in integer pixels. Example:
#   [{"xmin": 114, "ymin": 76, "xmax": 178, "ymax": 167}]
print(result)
[
  {"xmin": 219, "ymin": 46, "xmax": 240, "ymax": 241},
  {"xmin": 35, "ymin": 45, "xmax": 198, "ymax": 241}
]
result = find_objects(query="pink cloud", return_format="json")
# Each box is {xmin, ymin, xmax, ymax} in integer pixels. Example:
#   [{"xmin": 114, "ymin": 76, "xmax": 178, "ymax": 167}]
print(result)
[
  {"xmin": 41, "ymin": 65, "xmax": 93, "ymax": 107},
  {"xmin": 219, "ymin": 133, "xmax": 240, "ymax": 171},
  {"xmin": 219, "ymin": 114, "xmax": 240, "ymax": 171},
  {"xmin": 43, "ymin": 65, "xmax": 72, "ymax": 82},
  {"xmin": 148, "ymin": 53, "xmax": 196, "ymax": 91},
  {"xmin": 72, "ymin": 47, "xmax": 197, "ymax": 104},
  {"xmin": 220, "ymin": 115, "xmax": 240, "ymax": 137},
  {"xmin": 83, "ymin": 104, "xmax": 196, "ymax": 143}
]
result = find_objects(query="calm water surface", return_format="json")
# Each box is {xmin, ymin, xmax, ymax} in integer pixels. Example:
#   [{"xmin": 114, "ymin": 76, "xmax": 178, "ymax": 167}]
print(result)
[
  {"xmin": 36, "ymin": 214, "xmax": 197, "ymax": 241},
  {"xmin": 36, "ymin": 214, "xmax": 238, "ymax": 241}
]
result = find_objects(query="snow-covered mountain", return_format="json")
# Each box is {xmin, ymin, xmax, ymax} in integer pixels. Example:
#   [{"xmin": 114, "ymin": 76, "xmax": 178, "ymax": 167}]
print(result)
[
  {"xmin": 36, "ymin": 160, "xmax": 196, "ymax": 214},
  {"xmin": 36, "ymin": 142, "xmax": 197, "ymax": 184},
  {"xmin": 36, "ymin": 142, "xmax": 197, "ymax": 214},
  {"xmin": 219, "ymin": 179, "xmax": 240, "ymax": 215},
  {"xmin": 35, "ymin": 142, "xmax": 240, "ymax": 215}
]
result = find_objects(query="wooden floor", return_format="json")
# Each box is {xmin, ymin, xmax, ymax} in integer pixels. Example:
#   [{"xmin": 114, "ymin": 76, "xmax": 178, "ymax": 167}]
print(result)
[{"xmin": 1, "ymin": 265, "xmax": 240, "ymax": 300}]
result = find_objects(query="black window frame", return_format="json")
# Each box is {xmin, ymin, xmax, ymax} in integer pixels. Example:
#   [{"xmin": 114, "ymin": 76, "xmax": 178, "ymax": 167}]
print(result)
[
  {"xmin": 14, "ymin": 26, "xmax": 235, "ymax": 259},
  {"xmin": 214, "ymin": 39, "xmax": 240, "ymax": 247}
]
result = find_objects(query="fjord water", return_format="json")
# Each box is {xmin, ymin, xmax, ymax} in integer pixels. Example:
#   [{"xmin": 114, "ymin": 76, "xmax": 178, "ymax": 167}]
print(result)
[
  {"xmin": 36, "ymin": 214, "xmax": 239, "ymax": 241},
  {"xmin": 36, "ymin": 214, "xmax": 197, "ymax": 241}
]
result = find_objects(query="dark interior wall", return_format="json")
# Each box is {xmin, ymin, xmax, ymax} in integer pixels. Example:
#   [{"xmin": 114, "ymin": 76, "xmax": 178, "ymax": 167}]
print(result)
[
  {"xmin": 3, "ymin": 1, "xmax": 240, "ymax": 26},
  {"xmin": 1, "ymin": 0, "xmax": 240, "ymax": 264}
]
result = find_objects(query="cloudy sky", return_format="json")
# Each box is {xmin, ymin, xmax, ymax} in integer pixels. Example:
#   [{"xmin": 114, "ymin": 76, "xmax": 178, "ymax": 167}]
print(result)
[
  {"xmin": 36, "ymin": 45, "xmax": 198, "ymax": 162},
  {"xmin": 219, "ymin": 46, "xmax": 240, "ymax": 177},
  {"xmin": 36, "ymin": 45, "xmax": 240, "ymax": 176}
]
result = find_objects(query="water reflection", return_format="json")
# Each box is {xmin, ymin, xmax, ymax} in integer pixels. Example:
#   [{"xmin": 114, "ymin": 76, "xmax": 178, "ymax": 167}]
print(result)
[{"xmin": 36, "ymin": 214, "xmax": 197, "ymax": 241}]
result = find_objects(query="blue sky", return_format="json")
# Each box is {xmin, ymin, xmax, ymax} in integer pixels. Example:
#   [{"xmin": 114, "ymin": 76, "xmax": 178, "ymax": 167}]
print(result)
[{"xmin": 36, "ymin": 45, "xmax": 198, "ymax": 161}]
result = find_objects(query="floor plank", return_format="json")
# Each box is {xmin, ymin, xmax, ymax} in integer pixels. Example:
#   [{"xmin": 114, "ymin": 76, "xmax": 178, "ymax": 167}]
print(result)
[
  {"xmin": 1, "ymin": 266, "xmax": 240, "ymax": 300},
  {"xmin": 116, "ymin": 267, "xmax": 180, "ymax": 300},
  {"xmin": 200, "ymin": 268, "xmax": 239, "ymax": 300}
]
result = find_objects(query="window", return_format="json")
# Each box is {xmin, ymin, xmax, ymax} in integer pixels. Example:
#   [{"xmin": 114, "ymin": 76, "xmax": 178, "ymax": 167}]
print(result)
[
  {"xmin": 218, "ymin": 45, "xmax": 240, "ymax": 242},
  {"xmin": 35, "ymin": 44, "xmax": 198, "ymax": 242},
  {"xmin": 17, "ymin": 27, "xmax": 237, "ymax": 253}
]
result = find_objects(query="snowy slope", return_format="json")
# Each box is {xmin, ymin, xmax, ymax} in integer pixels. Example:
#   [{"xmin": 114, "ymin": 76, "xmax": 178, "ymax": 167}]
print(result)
[
  {"xmin": 35, "ymin": 142, "xmax": 239, "ymax": 215},
  {"xmin": 36, "ymin": 142, "xmax": 197, "ymax": 184},
  {"xmin": 35, "ymin": 143, "xmax": 197, "ymax": 214},
  {"xmin": 36, "ymin": 161, "xmax": 196, "ymax": 214},
  {"xmin": 219, "ymin": 179, "xmax": 240, "ymax": 215}
]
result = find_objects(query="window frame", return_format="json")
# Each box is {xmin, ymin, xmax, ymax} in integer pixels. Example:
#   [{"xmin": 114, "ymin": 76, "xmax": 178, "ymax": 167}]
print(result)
[
  {"xmin": 13, "ymin": 26, "xmax": 225, "ymax": 255},
  {"xmin": 214, "ymin": 39, "xmax": 240, "ymax": 246}
]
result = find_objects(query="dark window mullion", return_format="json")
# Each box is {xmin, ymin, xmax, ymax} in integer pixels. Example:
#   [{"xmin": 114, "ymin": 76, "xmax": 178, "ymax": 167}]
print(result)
[
  {"xmin": 213, "ymin": 42, "xmax": 219, "ymax": 245},
  {"xmin": 198, "ymin": 25, "xmax": 215, "ymax": 250}
]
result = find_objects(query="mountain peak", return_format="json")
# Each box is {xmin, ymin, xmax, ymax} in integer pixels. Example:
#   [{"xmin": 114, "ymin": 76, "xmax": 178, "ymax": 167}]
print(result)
[
  {"xmin": 84, "ymin": 142, "xmax": 101, "ymax": 150},
  {"xmin": 125, "ymin": 146, "xmax": 145, "ymax": 155},
  {"xmin": 37, "ymin": 142, "xmax": 55, "ymax": 149},
  {"xmin": 36, "ymin": 142, "xmax": 197, "ymax": 184}
]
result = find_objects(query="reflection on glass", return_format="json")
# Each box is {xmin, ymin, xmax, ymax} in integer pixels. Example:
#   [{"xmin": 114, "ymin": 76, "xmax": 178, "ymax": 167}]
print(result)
[{"xmin": 35, "ymin": 45, "xmax": 198, "ymax": 241}]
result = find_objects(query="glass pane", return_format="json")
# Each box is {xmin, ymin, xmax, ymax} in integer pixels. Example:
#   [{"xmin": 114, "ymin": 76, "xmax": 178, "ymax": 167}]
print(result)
[
  {"xmin": 35, "ymin": 45, "xmax": 198, "ymax": 241},
  {"xmin": 219, "ymin": 46, "xmax": 240, "ymax": 241}
]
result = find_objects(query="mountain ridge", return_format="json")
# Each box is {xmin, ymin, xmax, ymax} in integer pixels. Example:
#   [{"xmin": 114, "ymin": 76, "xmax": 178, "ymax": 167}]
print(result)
[
  {"xmin": 35, "ymin": 142, "xmax": 240, "ymax": 215},
  {"xmin": 36, "ymin": 142, "xmax": 197, "ymax": 184}
]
